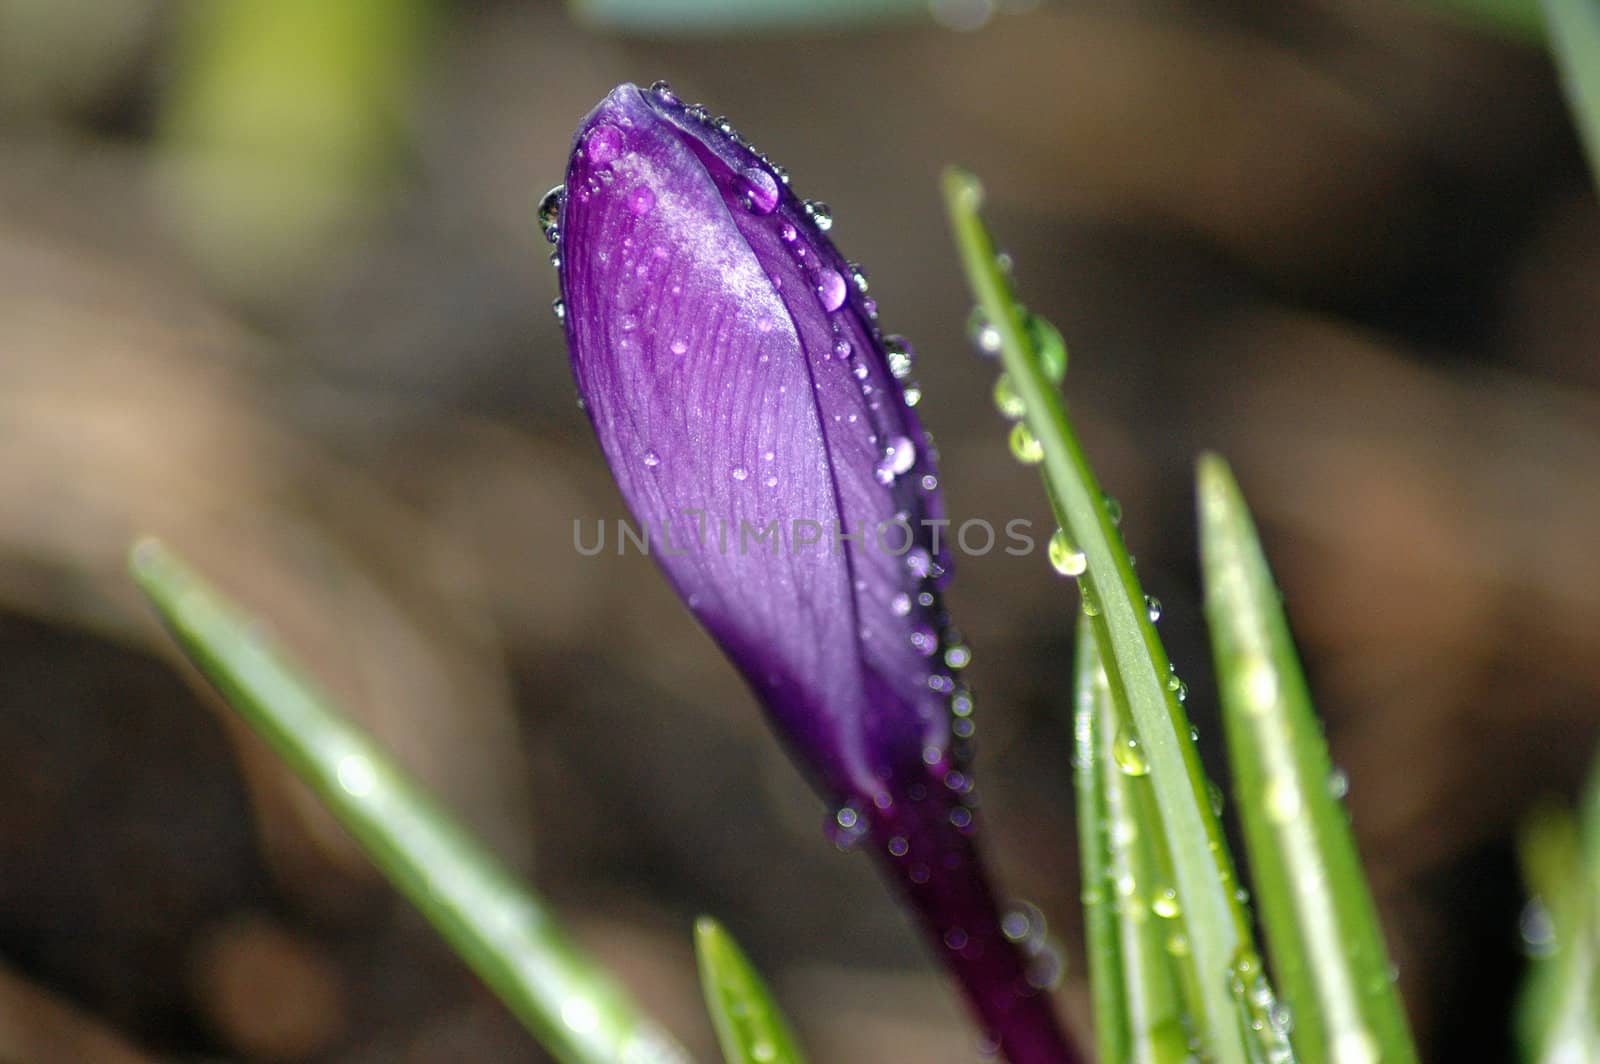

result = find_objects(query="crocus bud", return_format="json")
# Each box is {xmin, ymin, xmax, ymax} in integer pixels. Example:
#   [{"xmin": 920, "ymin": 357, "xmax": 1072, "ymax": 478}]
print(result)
[{"xmin": 548, "ymin": 82, "xmax": 1078, "ymax": 1063}]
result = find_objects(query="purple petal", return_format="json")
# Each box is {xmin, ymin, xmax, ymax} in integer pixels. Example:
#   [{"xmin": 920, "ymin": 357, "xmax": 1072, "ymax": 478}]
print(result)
[{"xmin": 555, "ymin": 83, "xmax": 1078, "ymax": 1063}]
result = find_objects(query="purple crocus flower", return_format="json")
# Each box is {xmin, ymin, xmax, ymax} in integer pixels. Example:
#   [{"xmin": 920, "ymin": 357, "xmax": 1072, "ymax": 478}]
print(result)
[{"xmin": 548, "ymin": 82, "xmax": 1078, "ymax": 1064}]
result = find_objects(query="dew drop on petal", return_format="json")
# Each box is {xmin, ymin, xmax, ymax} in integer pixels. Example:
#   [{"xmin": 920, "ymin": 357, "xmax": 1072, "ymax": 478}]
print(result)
[
  {"xmin": 779, "ymin": 221, "xmax": 798, "ymax": 243},
  {"xmin": 1146, "ymin": 595, "xmax": 1163, "ymax": 622},
  {"xmin": 584, "ymin": 124, "xmax": 624, "ymax": 165},
  {"xmin": 885, "ymin": 335, "xmax": 915, "ymax": 379},
  {"xmin": 670, "ymin": 338, "xmax": 688, "ymax": 355},
  {"xmin": 833, "ymin": 338, "xmax": 852, "ymax": 360},
  {"xmin": 803, "ymin": 200, "xmax": 833, "ymax": 230},
  {"xmin": 649, "ymin": 80, "xmax": 678, "ymax": 104},
  {"xmin": 730, "ymin": 466, "xmax": 749, "ymax": 481},
  {"xmin": 551, "ymin": 298, "xmax": 565, "ymax": 322},
  {"xmin": 642, "ymin": 449, "xmax": 661, "ymax": 469},
  {"xmin": 816, "ymin": 269, "xmax": 847, "ymax": 312},
  {"xmin": 874, "ymin": 435, "xmax": 916, "ymax": 485},
  {"xmin": 537, "ymin": 186, "xmax": 564, "ymax": 243},
  {"xmin": 739, "ymin": 167, "xmax": 780, "ymax": 214},
  {"xmin": 628, "ymin": 185, "xmax": 656, "ymax": 215}
]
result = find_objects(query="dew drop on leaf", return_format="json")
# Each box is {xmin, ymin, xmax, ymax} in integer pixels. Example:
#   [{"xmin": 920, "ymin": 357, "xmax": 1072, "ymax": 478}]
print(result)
[{"xmin": 1048, "ymin": 529, "xmax": 1086, "ymax": 577}]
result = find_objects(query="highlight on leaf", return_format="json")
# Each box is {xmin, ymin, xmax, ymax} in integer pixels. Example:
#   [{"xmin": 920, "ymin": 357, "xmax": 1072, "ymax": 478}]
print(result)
[
  {"xmin": 128, "ymin": 538, "xmax": 695, "ymax": 1064},
  {"xmin": 943, "ymin": 166, "xmax": 1276, "ymax": 1064},
  {"xmin": 694, "ymin": 917, "xmax": 808, "ymax": 1064}
]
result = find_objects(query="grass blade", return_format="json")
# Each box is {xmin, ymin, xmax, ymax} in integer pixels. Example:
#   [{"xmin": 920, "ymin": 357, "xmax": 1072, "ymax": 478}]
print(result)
[
  {"xmin": 570, "ymin": 0, "xmax": 925, "ymax": 34},
  {"xmin": 942, "ymin": 168, "xmax": 1260, "ymax": 1064},
  {"xmin": 1075, "ymin": 617, "xmax": 1191, "ymax": 1064},
  {"xmin": 694, "ymin": 918, "xmax": 807, "ymax": 1064},
  {"xmin": 128, "ymin": 538, "xmax": 695, "ymax": 1064},
  {"xmin": 1544, "ymin": 0, "xmax": 1600, "ymax": 194},
  {"xmin": 1196, "ymin": 455, "xmax": 1418, "ymax": 1064},
  {"xmin": 1517, "ymin": 808, "xmax": 1599, "ymax": 1064}
]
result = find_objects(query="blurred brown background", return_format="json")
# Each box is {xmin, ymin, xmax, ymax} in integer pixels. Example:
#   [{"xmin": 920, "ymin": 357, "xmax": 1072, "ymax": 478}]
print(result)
[{"xmin": 1, "ymin": 0, "xmax": 1595, "ymax": 1060}]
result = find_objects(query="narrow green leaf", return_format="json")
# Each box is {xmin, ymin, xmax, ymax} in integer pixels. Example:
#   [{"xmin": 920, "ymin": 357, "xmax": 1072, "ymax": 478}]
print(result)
[
  {"xmin": 128, "ymin": 539, "xmax": 695, "ymax": 1064},
  {"xmin": 1516, "ymin": 808, "xmax": 1599, "ymax": 1064},
  {"xmin": 1416, "ymin": 0, "xmax": 1546, "ymax": 41},
  {"xmin": 694, "ymin": 918, "xmax": 807, "ymax": 1064},
  {"xmin": 1544, "ymin": 0, "xmax": 1600, "ymax": 195},
  {"xmin": 570, "ymin": 0, "xmax": 925, "ymax": 34},
  {"xmin": 942, "ymin": 168, "xmax": 1260, "ymax": 1064},
  {"xmin": 1196, "ymin": 455, "xmax": 1418, "ymax": 1064},
  {"xmin": 1074, "ymin": 617, "xmax": 1190, "ymax": 1064}
]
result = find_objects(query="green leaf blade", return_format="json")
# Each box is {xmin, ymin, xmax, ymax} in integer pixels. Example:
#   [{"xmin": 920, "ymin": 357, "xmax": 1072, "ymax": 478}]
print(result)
[
  {"xmin": 694, "ymin": 918, "xmax": 807, "ymax": 1064},
  {"xmin": 128, "ymin": 538, "xmax": 695, "ymax": 1064},
  {"xmin": 1544, "ymin": 0, "xmax": 1600, "ymax": 195},
  {"xmin": 943, "ymin": 167, "xmax": 1259, "ymax": 1064},
  {"xmin": 1075, "ymin": 618, "xmax": 1191, "ymax": 1064},
  {"xmin": 1196, "ymin": 455, "xmax": 1418, "ymax": 1064}
]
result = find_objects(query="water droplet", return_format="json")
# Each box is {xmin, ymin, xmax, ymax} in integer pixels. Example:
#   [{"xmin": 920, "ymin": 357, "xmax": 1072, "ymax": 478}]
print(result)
[
  {"xmin": 1520, "ymin": 899, "xmax": 1558, "ymax": 957},
  {"xmin": 1048, "ymin": 529, "xmax": 1087, "ymax": 576},
  {"xmin": 853, "ymin": 362, "xmax": 870, "ymax": 381},
  {"xmin": 1081, "ymin": 590, "xmax": 1102, "ymax": 616},
  {"xmin": 779, "ymin": 221, "xmax": 797, "ymax": 243},
  {"xmin": 750, "ymin": 1041, "xmax": 776, "ymax": 1063},
  {"xmin": 850, "ymin": 264, "xmax": 870, "ymax": 292},
  {"xmin": 738, "ymin": 167, "xmax": 779, "ymax": 214},
  {"xmin": 628, "ymin": 185, "xmax": 656, "ymax": 215},
  {"xmin": 764, "ymin": 475, "xmax": 778, "ymax": 488},
  {"xmin": 537, "ymin": 186, "xmax": 564, "ymax": 243},
  {"xmin": 816, "ymin": 269, "xmax": 847, "ymax": 312},
  {"xmin": 584, "ymin": 123, "xmax": 624, "ymax": 166},
  {"xmin": 669, "ymin": 338, "xmax": 688, "ymax": 356},
  {"xmin": 910, "ymin": 625, "xmax": 939, "ymax": 656},
  {"xmin": 1009, "ymin": 422, "xmax": 1044, "ymax": 464},
  {"xmin": 903, "ymin": 384, "xmax": 922, "ymax": 407},
  {"xmin": 1027, "ymin": 313, "xmax": 1067, "ymax": 383},
  {"xmin": 875, "ymin": 435, "xmax": 917, "ymax": 485},
  {"xmin": 1146, "ymin": 595, "xmax": 1163, "ymax": 622},
  {"xmin": 803, "ymin": 200, "xmax": 833, "ymax": 230},
  {"xmin": 1151, "ymin": 887, "xmax": 1181, "ymax": 919},
  {"xmin": 730, "ymin": 466, "xmax": 749, "ymax": 481},
  {"xmin": 949, "ymin": 807, "xmax": 973, "ymax": 831},
  {"xmin": 1103, "ymin": 495, "xmax": 1123, "ymax": 525},
  {"xmin": 1174, "ymin": 680, "xmax": 1189, "ymax": 703},
  {"xmin": 907, "ymin": 548, "xmax": 933, "ymax": 578},
  {"xmin": 1327, "ymin": 768, "xmax": 1350, "ymax": 800},
  {"xmin": 642, "ymin": 450, "xmax": 661, "ymax": 468},
  {"xmin": 1166, "ymin": 932, "xmax": 1190, "ymax": 957},
  {"xmin": 952, "ymin": 689, "xmax": 974, "ymax": 717},
  {"xmin": 826, "ymin": 338, "xmax": 851, "ymax": 361},
  {"xmin": 945, "ymin": 644, "xmax": 972, "ymax": 669},
  {"xmin": 992, "ymin": 375, "xmax": 1025, "ymax": 420},
  {"xmin": 967, "ymin": 306, "xmax": 1002, "ymax": 356},
  {"xmin": 890, "ymin": 592, "xmax": 912, "ymax": 617},
  {"xmin": 551, "ymin": 298, "xmax": 566, "ymax": 322},
  {"xmin": 827, "ymin": 804, "xmax": 869, "ymax": 850},
  {"xmin": 887, "ymin": 835, "xmax": 909, "ymax": 857},
  {"xmin": 885, "ymin": 336, "xmax": 915, "ymax": 379},
  {"xmin": 1113, "ymin": 728, "xmax": 1150, "ymax": 776},
  {"xmin": 649, "ymin": 80, "xmax": 678, "ymax": 104}
]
